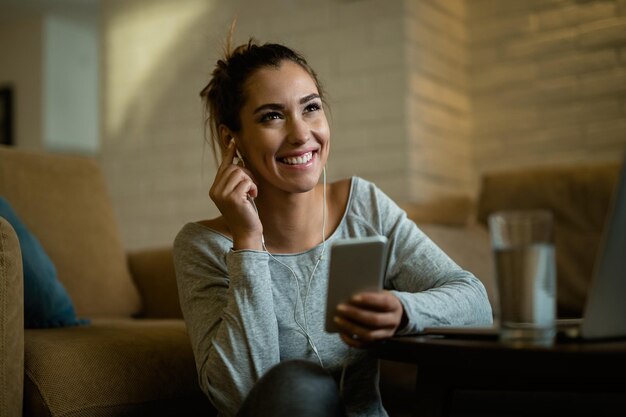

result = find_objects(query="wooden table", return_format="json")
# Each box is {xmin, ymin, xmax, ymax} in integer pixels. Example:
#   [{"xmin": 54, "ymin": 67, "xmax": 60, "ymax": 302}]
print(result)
[{"xmin": 375, "ymin": 334, "xmax": 626, "ymax": 417}]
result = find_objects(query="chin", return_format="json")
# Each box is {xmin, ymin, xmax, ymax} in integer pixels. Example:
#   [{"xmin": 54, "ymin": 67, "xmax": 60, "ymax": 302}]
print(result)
[
  {"xmin": 271, "ymin": 152, "xmax": 326, "ymax": 193},
  {"xmin": 279, "ymin": 174, "xmax": 322, "ymax": 194}
]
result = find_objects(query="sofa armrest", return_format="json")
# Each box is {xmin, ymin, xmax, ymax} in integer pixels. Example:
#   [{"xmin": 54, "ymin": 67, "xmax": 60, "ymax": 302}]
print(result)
[
  {"xmin": 0, "ymin": 216, "xmax": 24, "ymax": 417},
  {"xmin": 127, "ymin": 247, "xmax": 183, "ymax": 319}
]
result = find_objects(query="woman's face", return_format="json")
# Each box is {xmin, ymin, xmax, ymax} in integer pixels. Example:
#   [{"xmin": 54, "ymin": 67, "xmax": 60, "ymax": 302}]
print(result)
[{"xmin": 235, "ymin": 60, "xmax": 330, "ymax": 195}]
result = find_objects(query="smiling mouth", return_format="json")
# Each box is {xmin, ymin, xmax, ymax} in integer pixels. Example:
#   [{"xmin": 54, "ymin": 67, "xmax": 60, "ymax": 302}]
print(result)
[{"xmin": 279, "ymin": 151, "xmax": 314, "ymax": 166}]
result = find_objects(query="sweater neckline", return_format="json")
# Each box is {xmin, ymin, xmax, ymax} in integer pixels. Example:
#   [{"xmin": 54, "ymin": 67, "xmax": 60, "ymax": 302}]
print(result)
[{"xmin": 190, "ymin": 176, "xmax": 358, "ymax": 257}]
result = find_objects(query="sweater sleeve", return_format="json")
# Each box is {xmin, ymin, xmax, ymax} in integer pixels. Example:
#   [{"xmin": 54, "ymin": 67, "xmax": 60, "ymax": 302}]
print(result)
[
  {"xmin": 357, "ymin": 181, "xmax": 493, "ymax": 334},
  {"xmin": 173, "ymin": 225, "xmax": 280, "ymax": 416}
]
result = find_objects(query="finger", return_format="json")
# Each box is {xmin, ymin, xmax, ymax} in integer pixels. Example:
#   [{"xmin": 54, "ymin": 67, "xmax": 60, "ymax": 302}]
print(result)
[
  {"xmin": 232, "ymin": 177, "xmax": 258, "ymax": 203},
  {"xmin": 218, "ymin": 164, "xmax": 257, "ymax": 191},
  {"xmin": 336, "ymin": 303, "xmax": 399, "ymax": 330},
  {"xmin": 343, "ymin": 327, "xmax": 395, "ymax": 343},
  {"xmin": 333, "ymin": 315, "xmax": 391, "ymax": 340},
  {"xmin": 246, "ymin": 179, "xmax": 258, "ymax": 199},
  {"xmin": 335, "ymin": 316, "xmax": 394, "ymax": 344},
  {"xmin": 339, "ymin": 332, "xmax": 369, "ymax": 349},
  {"xmin": 210, "ymin": 165, "xmax": 240, "ymax": 200},
  {"xmin": 217, "ymin": 140, "xmax": 237, "ymax": 175},
  {"xmin": 219, "ymin": 168, "xmax": 253, "ymax": 196},
  {"xmin": 237, "ymin": 166, "xmax": 259, "ymax": 188},
  {"xmin": 350, "ymin": 291, "xmax": 400, "ymax": 312}
]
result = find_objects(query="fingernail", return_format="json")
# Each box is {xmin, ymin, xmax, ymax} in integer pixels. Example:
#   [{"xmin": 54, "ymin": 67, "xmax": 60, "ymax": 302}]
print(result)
[
  {"xmin": 333, "ymin": 316, "xmax": 340, "ymax": 323},
  {"xmin": 352, "ymin": 295, "xmax": 363, "ymax": 302},
  {"xmin": 337, "ymin": 304, "xmax": 347, "ymax": 312}
]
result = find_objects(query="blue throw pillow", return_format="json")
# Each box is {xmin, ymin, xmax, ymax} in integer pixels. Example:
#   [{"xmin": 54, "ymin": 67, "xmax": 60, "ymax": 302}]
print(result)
[{"xmin": 0, "ymin": 197, "xmax": 88, "ymax": 328}]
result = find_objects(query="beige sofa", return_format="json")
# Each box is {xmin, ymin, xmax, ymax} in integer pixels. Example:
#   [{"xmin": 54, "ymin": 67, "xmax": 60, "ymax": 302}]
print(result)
[{"xmin": 0, "ymin": 146, "xmax": 214, "ymax": 417}]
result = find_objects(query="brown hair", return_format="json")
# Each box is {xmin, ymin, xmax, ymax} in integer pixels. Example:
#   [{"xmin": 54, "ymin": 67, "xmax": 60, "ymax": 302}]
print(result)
[{"xmin": 200, "ymin": 37, "xmax": 326, "ymax": 161}]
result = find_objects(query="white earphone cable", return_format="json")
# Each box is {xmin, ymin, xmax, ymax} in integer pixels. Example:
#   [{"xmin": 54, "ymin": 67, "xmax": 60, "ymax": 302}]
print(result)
[{"xmin": 249, "ymin": 167, "xmax": 327, "ymax": 367}]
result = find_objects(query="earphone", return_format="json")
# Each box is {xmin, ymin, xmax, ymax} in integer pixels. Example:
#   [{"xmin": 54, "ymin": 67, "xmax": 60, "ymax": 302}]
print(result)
[
  {"xmin": 228, "ymin": 135, "xmax": 327, "ymax": 366},
  {"xmin": 229, "ymin": 155, "xmax": 351, "ymax": 391},
  {"xmin": 229, "ymin": 138, "xmax": 245, "ymax": 167},
  {"xmin": 240, "ymin": 160, "xmax": 327, "ymax": 367},
  {"xmin": 257, "ymin": 170, "xmax": 327, "ymax": 367}
]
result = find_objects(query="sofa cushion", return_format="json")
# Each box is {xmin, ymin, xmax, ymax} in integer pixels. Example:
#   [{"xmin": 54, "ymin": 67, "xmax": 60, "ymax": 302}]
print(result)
[
  {"xmin": 0, "ymin": 199, "xmax": 87, "ymax": 328},
  {"xmin": 24, "ymin": 319, "xmax": 215, "ymax": 417},
  {"xmin": 476, "ymin": 162, "xmax": 622, "ymax": 317},
  {"xmin": 0, "ymin": 216, "xmax": 25, "ymax": 417},
  {"xmin": 0, "ymin": 146, "xmax": 141, "ymax": 317},
  {"xmin": 127, "ymin": 247, "xmax": 183, "ymax": 319}
]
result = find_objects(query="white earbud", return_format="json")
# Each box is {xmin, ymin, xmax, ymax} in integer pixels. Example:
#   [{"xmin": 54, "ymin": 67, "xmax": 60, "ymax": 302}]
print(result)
[{"xmin": 229, "ymin": 138, "xmax": 245, "ymax": 167}]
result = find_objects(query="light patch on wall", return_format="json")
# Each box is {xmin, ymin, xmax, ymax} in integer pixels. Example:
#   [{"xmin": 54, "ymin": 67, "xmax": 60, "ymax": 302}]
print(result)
[
  {"xmin": 104, "ymin": 0, "xmax": 213, "ymax": 140},
  {"xmin": 44, "ymin": 13, "xmax": 99, "ymax": 154}
]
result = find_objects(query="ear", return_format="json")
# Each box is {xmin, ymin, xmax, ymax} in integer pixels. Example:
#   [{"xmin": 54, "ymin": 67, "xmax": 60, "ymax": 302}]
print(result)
[{"xmin": 218, "ymin": 125, "xmax": 236, "ymax": 153}]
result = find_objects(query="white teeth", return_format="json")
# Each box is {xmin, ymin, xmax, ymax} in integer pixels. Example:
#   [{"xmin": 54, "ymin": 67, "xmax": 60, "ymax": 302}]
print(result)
[{"xmin": 281, "ymin": 152, "xmax": 313, "ymax": 165}]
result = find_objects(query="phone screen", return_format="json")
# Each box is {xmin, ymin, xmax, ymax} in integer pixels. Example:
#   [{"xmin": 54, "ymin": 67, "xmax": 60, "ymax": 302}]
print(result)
[{"xmin": 324, "ymin": 236, "xmax": 389, "ymax": 333}]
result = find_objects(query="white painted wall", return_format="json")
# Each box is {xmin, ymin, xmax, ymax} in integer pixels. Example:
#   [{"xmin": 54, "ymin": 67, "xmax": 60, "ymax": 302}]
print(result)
[
  {"xmin": 43, "ymin": 13, "xmax": 99, "ymax": 154},
  {"xmin": 0, "ymin": 10, "xmax": 99, "ymax": 153}
]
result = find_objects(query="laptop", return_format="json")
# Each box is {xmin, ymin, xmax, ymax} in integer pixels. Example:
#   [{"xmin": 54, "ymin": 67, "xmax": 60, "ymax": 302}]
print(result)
[{"xmin": 421, "ymin": 154, "xmax": 626, "ymax": 341}]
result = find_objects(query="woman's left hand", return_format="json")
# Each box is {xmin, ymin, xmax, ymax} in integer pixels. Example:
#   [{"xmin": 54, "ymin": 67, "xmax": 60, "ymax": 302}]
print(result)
[{"xmin": 333, "ymin": 290, "xmax": 406, "ymax": 348}]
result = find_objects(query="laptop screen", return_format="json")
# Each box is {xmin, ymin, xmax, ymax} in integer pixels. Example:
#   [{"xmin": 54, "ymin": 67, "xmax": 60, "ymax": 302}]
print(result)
[{"xmin": 581, "ymin": 152, "xmax": 626, "ymax": 339}]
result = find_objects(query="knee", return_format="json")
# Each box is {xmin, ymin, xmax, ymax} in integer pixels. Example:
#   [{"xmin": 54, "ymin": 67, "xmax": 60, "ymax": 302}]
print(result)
[
  {"xmin": 262, "ymin": 360, "xmax": 335, "ymax": 395},
  {"xmin": 241, "ymin": 360, "xmax": 344, "ymax": 417}
]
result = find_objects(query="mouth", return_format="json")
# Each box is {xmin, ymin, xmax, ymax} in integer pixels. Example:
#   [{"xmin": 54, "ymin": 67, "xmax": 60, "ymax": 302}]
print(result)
[{"xmin": 278, "ymin": 151, "xmax": 316, "ymax": 166}]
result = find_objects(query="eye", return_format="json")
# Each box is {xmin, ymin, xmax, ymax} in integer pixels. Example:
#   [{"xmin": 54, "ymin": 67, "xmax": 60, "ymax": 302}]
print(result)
[
  {"xmin": 259, "ymin": 111, "xmax": 283, "ymax": 123},
  {"xmin": 304, "ymin": 102, "xmax": 322, "ymax": 114}
]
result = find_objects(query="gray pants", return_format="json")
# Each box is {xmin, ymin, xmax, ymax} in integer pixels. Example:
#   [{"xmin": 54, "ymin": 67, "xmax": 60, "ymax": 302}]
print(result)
[{"xmin": 236, "ymin": 360, "xmax": 347, "ymax": 417}]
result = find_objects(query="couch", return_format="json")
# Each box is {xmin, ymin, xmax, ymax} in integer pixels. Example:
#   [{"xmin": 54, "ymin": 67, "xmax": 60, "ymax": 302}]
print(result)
[{"xmin": 0, "ymin": 145, "xmax": 215, "ymax": 417}]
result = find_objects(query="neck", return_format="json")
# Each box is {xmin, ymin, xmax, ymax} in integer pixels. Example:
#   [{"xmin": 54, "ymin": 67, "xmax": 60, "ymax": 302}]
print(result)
[{"xmin": 254, "ymin": 183, "xmax": 326, "ymax": 254}]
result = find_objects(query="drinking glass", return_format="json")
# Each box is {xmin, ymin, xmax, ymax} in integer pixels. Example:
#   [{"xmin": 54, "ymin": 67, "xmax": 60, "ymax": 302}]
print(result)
[{"xmin": 488, "ymin": 210, "xmax": 556, "ymax": 346}]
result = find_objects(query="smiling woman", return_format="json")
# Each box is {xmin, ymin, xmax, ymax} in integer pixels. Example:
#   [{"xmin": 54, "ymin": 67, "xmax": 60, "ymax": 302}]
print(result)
[{"xmin": 172, "ymin": 37, "xmax": 493, "ymax": 417}]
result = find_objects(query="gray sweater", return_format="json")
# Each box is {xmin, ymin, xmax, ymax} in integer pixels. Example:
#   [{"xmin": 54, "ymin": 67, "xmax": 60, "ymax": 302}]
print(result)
[{"xmin": 173, "ymin": 176, "xmax": 493, "ymax": 417}]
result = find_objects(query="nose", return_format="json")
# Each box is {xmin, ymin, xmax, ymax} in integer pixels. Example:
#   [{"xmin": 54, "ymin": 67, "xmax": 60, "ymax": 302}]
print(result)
[{"xmin": 286, "ymin": 116, "xmax": 309, "ymax": 145}]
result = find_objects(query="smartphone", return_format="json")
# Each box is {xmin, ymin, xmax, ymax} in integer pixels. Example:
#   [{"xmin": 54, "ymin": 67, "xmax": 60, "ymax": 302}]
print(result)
[{"xmin": 325, "ymin": 236, "xmax": 389, "ymax": 333}]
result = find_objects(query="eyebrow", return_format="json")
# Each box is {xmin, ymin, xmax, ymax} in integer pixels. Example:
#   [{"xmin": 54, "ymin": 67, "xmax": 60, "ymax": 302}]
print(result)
[{"xmin": 252, "ymin": 93, "xmax": 321, "ymax": 115}]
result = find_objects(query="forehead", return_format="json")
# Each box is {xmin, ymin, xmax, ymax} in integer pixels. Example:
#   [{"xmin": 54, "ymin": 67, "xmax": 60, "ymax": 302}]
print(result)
[{"xmin": 242, "ymin": 60, "xmax": 319, "ymax": 108}]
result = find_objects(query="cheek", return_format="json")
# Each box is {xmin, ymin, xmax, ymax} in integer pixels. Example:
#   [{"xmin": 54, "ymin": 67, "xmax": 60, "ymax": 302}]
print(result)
[{"xmin": 312, "ymin": 118, "xmax": 330, "ymax": 142}]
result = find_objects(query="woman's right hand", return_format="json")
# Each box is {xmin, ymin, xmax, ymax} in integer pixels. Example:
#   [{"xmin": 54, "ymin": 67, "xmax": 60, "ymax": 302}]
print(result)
[{"xmin": 209, "ymin": 140, "xmax": 263, "ymax": 250}]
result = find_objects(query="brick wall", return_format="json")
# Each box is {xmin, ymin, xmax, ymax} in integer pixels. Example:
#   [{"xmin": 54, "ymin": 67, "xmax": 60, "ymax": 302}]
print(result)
[
  {"xmin": 469, "ymin": 0, "xmax": 626, "ymax": 176},
  {"xmin": 100, "ymin": 0, "xmax": 408, "ymax": 249},
  {"xmin": 100, "ymin": 0, "xmax": 626, "ymax": 250},
  {"xmin": 406, "ymin": 0, "xmax": 474, "ymax": 201}
]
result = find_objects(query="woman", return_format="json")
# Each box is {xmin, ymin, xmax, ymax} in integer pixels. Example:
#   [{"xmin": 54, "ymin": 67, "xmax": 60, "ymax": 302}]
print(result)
[{"xmin": 173, "ymin": 39, "xmax": 492, "ymax": 417}]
